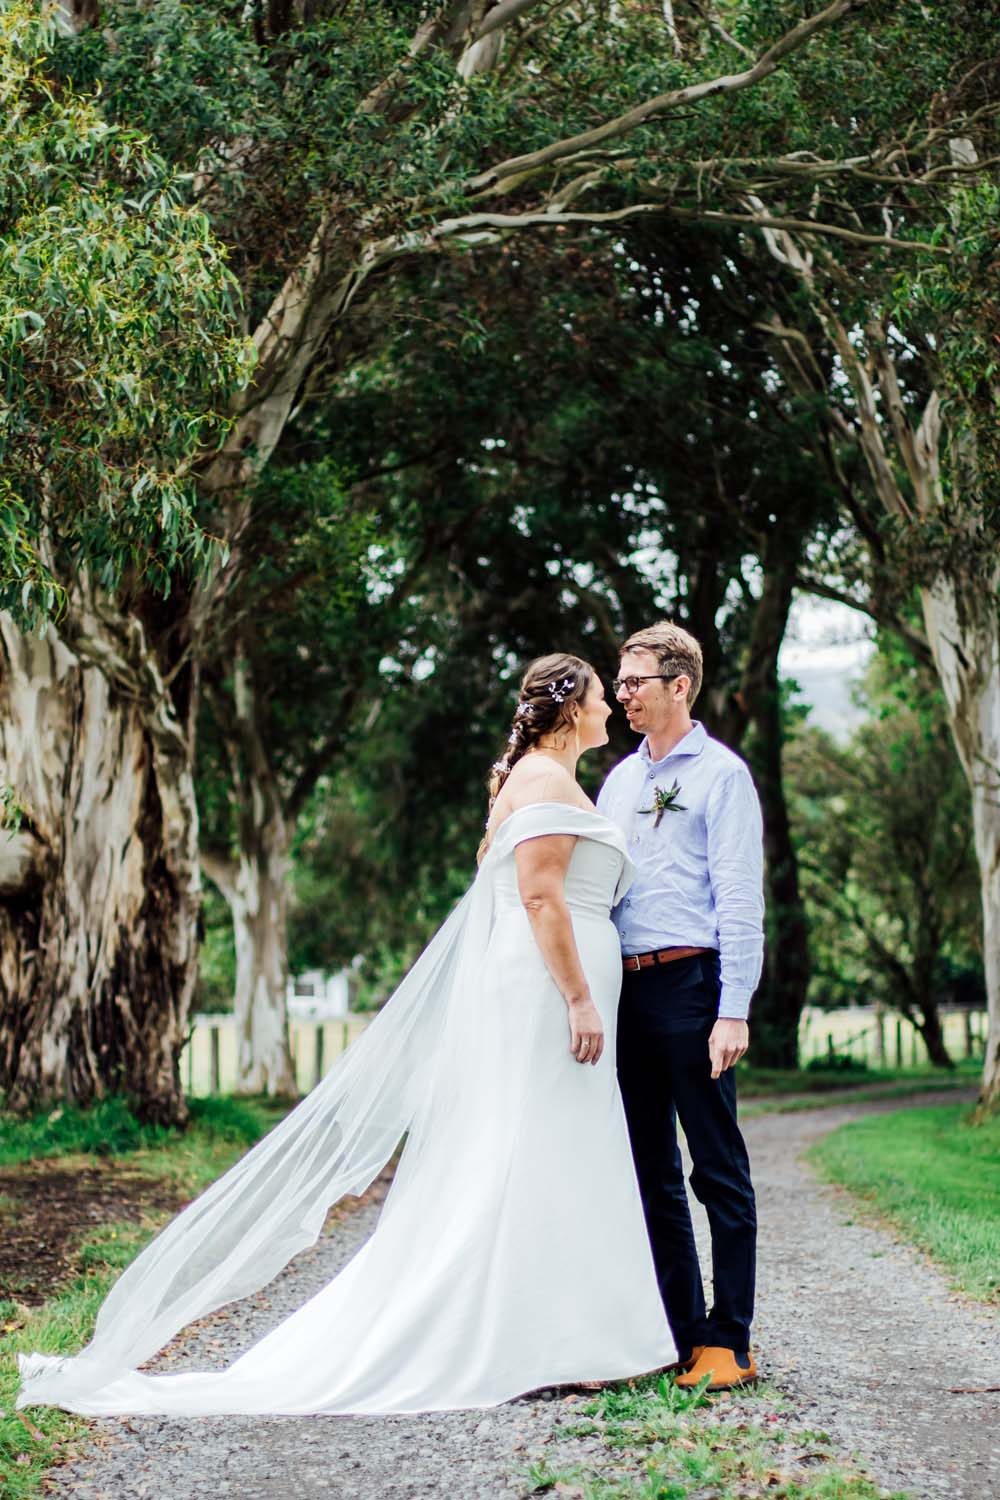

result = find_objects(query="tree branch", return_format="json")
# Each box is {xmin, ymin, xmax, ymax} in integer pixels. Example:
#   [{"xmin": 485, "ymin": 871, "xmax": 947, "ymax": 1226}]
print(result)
[
  {"xmin": 689, "ymin": 0, "xmax": 754, "ymax": 60},
  {"xmin": 474, "ymin": 0, "xmax": 551, "ymax": 42},
  {"xmin": 465, "ymin": 0, "xmax": 866, "ymax": 192},
  {"xmin": 423, "ymin": 199, "xmax": 944, "ymax": 254},
  {"xmin": 793, "ymin": 572, "xmax": 933, "ymax": 665}
]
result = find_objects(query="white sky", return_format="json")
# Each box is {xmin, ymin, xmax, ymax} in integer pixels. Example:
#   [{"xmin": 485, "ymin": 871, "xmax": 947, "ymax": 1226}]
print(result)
[{"xmin": 779, "ymin": 595, "xmax": 876, "ymax": 737}]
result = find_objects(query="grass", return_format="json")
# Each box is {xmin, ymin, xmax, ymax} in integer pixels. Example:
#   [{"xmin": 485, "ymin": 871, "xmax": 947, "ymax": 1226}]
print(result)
[
  {"xmin": 736, "ymin": 1060, "xmax": 979, "ymax": 1118},
  {"xmin": 0, "ymin": 1093, "xmax": 284, "ymax": 1167},
  {"xmin": 525, "ymin": 1372, "xmax": 906, "ymax": 1499},
  {"xmin": 0, "ymin": 1094, "xmax": 290, "ymax": 1500},
  {"xmin": 809, "ymin": 1102, "xmax": 1000, "ymax": 1304}
]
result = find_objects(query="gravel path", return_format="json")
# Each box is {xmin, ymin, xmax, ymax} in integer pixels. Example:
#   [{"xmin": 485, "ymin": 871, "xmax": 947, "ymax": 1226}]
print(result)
[
  {"xmin": 46, "ymin": 1088, "xmax": 999, "ymax": 1500},
  {"xmin": 743, "ymin": 1088, "xmax": 999, "ymax": 1499}
]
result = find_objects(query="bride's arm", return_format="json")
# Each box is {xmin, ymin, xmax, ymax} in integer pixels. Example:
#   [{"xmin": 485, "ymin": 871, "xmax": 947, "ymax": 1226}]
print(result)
[{"xmin": 514, "ymin": 834, "xmax": 604, "ymax": 1066}]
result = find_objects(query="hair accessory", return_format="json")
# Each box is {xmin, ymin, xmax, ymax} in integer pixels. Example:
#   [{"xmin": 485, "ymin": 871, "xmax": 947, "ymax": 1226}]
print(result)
[
  {"xmin": 546, "ymin": 676, "xmax": 576, "ymax": 704},
  {"xmin": 514, "ymin": 702, "xmax": 535, "ymax": 720}
]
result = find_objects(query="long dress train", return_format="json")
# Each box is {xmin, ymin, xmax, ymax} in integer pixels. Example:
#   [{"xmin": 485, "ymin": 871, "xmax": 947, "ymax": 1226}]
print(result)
[{"xmin": 18, "ymin": 803, "xmax": 674, "ymax": 1415}]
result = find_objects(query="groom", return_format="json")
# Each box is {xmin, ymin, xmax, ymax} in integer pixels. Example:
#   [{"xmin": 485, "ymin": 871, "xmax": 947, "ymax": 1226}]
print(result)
[{"xmin": 596, "ymin": 620, "xmax": 764, "ymax": 1391}]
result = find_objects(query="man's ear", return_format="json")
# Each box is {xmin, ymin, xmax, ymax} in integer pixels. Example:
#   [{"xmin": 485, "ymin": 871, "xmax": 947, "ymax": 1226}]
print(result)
[{"xmin": 673, "ymin": 674, "xmax": 691, "ymax": 701}]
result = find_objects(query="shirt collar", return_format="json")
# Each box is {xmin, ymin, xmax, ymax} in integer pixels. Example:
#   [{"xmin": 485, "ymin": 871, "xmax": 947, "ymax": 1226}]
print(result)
[{"xmin": 638, "ymin": 721, "xmax": 707, "ymax": 770}]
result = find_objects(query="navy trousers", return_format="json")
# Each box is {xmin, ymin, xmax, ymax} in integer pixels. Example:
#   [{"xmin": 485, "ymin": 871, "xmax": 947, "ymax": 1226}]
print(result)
[{"xmin": 616, "ymin": 951, "xmax": 756, "ymax": 1355}]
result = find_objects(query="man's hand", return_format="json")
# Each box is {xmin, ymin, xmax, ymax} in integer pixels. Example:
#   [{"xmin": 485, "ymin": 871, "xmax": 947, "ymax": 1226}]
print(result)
[{"xmin": 709, "ymin": 1019, "xmax": 749, "ymax": 1080}]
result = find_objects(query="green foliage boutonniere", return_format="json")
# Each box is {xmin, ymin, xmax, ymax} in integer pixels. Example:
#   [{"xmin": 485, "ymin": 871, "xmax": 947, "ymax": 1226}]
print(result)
[{"xmin": 638, "ymin": 779, "xmax": 687, "ymax": 828}]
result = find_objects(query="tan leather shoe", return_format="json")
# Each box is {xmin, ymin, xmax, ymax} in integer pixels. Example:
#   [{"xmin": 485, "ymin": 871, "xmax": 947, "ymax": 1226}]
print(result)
[
  {"xmin": 674, "ymin": 1345, "xmax": 758, "ymax": 1391},
  {"xmin": 660, "ymin": 1344, "xmax": 706, "ymax": 1377}
]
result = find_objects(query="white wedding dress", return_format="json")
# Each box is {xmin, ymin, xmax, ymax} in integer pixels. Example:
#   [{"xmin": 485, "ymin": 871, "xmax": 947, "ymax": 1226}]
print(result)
[{"xmin": 18, "ymin": 804, "xmax": 674, "ymax": 1416}]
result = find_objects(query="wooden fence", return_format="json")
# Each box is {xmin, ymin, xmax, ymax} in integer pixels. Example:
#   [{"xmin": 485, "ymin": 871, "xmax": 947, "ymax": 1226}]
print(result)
[
  {"xmin": 798, "ymin": 1006, "xmax": 988, "ymax": 1068},
  {"xmin": 181, "ymin": 1014, "xmax": 371, "ymax": 1097},
  {"xmin": 180, "ymin": 1004, "xmax": 988, "ymax": 1096}
]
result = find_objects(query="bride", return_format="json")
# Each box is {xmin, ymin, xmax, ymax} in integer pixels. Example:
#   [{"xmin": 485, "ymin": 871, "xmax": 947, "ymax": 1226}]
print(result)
[{"xmin": 18, "ymin": 653, "xmax": 675, "ymax": 1416}]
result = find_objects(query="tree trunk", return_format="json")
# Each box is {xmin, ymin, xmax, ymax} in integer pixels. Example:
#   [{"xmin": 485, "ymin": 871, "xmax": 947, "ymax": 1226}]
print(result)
[
  {"xmin": 912, "ymin": 1001, "xmax": 954, "ymax": 1070},
  {"xmin": 739, "ymin": 543, "xmax": 811, "ymax": 1068},
  {"xmin": 0, "ymin": 617, "xmax": 199, "ymax": 1125},
  {"xmin": 202, "ymin": 646, "xmax": 297, "ymax": 1097},
  {"xmin": 920, "ymin": 577, "xmax": 1000, "ymax": 1106},
  {"xmin": 202, "ymin": 816, "xmax": 297, "ymax": 1098}
]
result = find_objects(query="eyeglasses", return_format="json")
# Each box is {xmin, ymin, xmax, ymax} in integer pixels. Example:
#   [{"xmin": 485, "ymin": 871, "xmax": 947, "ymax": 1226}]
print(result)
[{"xmin": 611, "ymin": 674, "xmax": 679, "ymax": 696}]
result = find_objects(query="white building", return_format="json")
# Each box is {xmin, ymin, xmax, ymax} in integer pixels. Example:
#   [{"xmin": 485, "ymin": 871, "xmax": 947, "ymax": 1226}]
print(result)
[{"xmin": 286, "ymin": 968, "xmax": 351, "ymax": 1019}]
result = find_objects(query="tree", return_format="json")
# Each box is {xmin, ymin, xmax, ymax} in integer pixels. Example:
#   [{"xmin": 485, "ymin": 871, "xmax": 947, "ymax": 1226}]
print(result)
[
  {"xmin": 5, "ymin": 0, "xmax": 974, "ymax": 1114},
  {"xmin": 737, "ymin": 4, "xmax": 1000, "ymax": 1102},
  {"xmin": 268, "ymin": 217, "xmax": 844, "ymax": 1064},
  {"xmin": 788, "ymin": 645, "xmax": 983, "ymax": 1066},
  {"xmin": 0, "ymin": 2, "xmax": 247, "ymax": 1121}
]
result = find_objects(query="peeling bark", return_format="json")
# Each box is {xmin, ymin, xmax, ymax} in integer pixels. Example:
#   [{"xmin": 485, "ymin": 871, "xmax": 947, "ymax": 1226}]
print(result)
[{"xmin": 0, "ymin": 617, "xmax": 198, "ymax": 1125}]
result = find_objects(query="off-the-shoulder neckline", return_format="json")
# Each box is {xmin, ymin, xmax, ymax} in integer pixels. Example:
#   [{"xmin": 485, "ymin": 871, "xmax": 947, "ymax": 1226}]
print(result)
[{"xmin": 483, "ymin": 801, "xmax": 619, "ymax": 856}]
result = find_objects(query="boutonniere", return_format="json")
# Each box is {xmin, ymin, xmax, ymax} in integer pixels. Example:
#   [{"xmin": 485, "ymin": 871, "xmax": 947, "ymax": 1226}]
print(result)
[{"xmin": 638, "ymin": 779, "xmax": 687, "ymax": 828}]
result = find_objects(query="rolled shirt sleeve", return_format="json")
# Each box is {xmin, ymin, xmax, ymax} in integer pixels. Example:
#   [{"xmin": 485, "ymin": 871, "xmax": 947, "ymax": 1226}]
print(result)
[{"xmin": 706, "ymin": 768, "xmax": 765, "ymax": 1020}]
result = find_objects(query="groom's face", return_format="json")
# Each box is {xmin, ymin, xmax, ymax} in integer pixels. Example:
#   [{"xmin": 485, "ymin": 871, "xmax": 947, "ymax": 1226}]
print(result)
[{"xmin": 615, "ymin": 648, "xmax": 686, "ymax": 737}]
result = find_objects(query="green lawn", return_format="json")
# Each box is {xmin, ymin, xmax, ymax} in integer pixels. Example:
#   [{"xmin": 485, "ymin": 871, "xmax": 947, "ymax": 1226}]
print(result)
[
  {"xmin": 808, "ymin": 1103, "xmax": 1000, "ymax": 1304},
  {"xmin": 0, "ymin": 1095, "xmax": 288, "ymax": 1500},
  {"xmin": 736, "ymin": 1061, "xmax": 979, "ymax": 1118}
]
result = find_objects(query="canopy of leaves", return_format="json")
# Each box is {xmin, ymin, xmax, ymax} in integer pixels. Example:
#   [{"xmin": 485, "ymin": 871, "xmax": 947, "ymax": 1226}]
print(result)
[{"xmin": 0, "ymin": 1, "xmax": 250, "ymax": 627}]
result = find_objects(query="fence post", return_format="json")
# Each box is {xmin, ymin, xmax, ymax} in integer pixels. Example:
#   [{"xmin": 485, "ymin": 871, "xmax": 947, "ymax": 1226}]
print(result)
[
  {"xmin": 911, "ymin": 1027, "xmax": 918, "ymax": 1066},
  {"xmin": 875, "ymin": 1004, "xmax": 885, "ymax": 1064},
  {"xmin": 210, "ymin": 1024, "xmax": 221, "ymax": 1095},
  {"xmin": 965, "ymin": 1010, "xmax": 974, "ymax": 1059},
  {"xmin": 895, "ymin": 1019, "xmax": 902, "ymax": 1068},
  {"xmin": 314, "ymin": 1024, "xmax": 325, "ymax": 1088}
]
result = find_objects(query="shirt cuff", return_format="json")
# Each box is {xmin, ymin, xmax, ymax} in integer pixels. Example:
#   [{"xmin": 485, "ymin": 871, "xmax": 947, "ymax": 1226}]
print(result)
[{"xmin": 717, "ymin": 986, "xmax": 752, "ymax": 1022}]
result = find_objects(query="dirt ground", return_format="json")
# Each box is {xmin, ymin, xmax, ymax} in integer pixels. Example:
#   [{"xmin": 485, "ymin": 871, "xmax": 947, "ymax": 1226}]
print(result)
[{"xmin": 0, "ymin": 1161, "xmax": 187, "ymax": 1305}]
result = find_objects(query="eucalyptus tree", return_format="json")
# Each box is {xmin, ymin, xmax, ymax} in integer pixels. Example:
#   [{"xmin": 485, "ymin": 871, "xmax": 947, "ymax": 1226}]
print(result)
[
  {"xmin": 4, "ymin": 0, "xmax": 970, "ymax": 1117},
  {"xmin": 195, "ymin": 463, "xmax": 375, "ymax": 1094},
  {"xmin": 713, "ymin": 2, "xmax": 1000, "ymax": 1105},
  {"xmin": 0, "ymin": 3, "xmax": 247, "ymax": 1120}
]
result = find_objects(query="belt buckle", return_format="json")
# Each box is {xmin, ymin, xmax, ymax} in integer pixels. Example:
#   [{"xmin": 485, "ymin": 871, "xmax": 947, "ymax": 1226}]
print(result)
[{"xmin": 623, "ymin": 955, "xmax": 641, "ymax": 972}]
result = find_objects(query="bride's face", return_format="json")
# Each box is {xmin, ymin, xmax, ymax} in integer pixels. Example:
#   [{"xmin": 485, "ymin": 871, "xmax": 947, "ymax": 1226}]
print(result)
[{"xmin": 573, "ymin": 676, "xmax": 612, "ymax": 751}]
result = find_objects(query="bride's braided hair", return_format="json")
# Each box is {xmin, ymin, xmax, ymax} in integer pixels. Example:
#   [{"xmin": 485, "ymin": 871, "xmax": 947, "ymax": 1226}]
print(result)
[{"xmin": 487, "ymin": 653, "xmax": 593, "ymax": 811}]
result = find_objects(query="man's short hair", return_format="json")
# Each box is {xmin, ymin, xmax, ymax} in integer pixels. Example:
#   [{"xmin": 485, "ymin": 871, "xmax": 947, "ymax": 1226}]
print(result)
[{"xmin": 621, "ymin": 621, "xmax": 703, "ymax": 706}]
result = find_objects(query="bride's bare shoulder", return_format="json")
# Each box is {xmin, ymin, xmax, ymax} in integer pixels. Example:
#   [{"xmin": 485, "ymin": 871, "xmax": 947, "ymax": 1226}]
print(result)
[{"xmin": 487, "ymin": 757, "xmax": 594, "ymax": 837}]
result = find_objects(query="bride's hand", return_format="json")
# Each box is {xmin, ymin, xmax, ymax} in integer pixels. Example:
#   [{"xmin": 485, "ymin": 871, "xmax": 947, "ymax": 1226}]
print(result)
[{"xmin": 567, "ymin": 996, "xmax": 604, "ymax": 1066}]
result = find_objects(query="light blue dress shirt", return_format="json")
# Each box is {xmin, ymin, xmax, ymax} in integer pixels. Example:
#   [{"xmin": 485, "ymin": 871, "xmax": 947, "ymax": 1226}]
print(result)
[{"xmin": 596, "ymin": 722, "xmax": 765, "ymax": 1021}]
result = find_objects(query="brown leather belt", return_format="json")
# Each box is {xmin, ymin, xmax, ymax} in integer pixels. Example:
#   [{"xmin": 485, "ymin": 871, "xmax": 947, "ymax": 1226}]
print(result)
[{"xmin": 622, "ymin": 946, "xmax": 714, "ymax": 973}]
